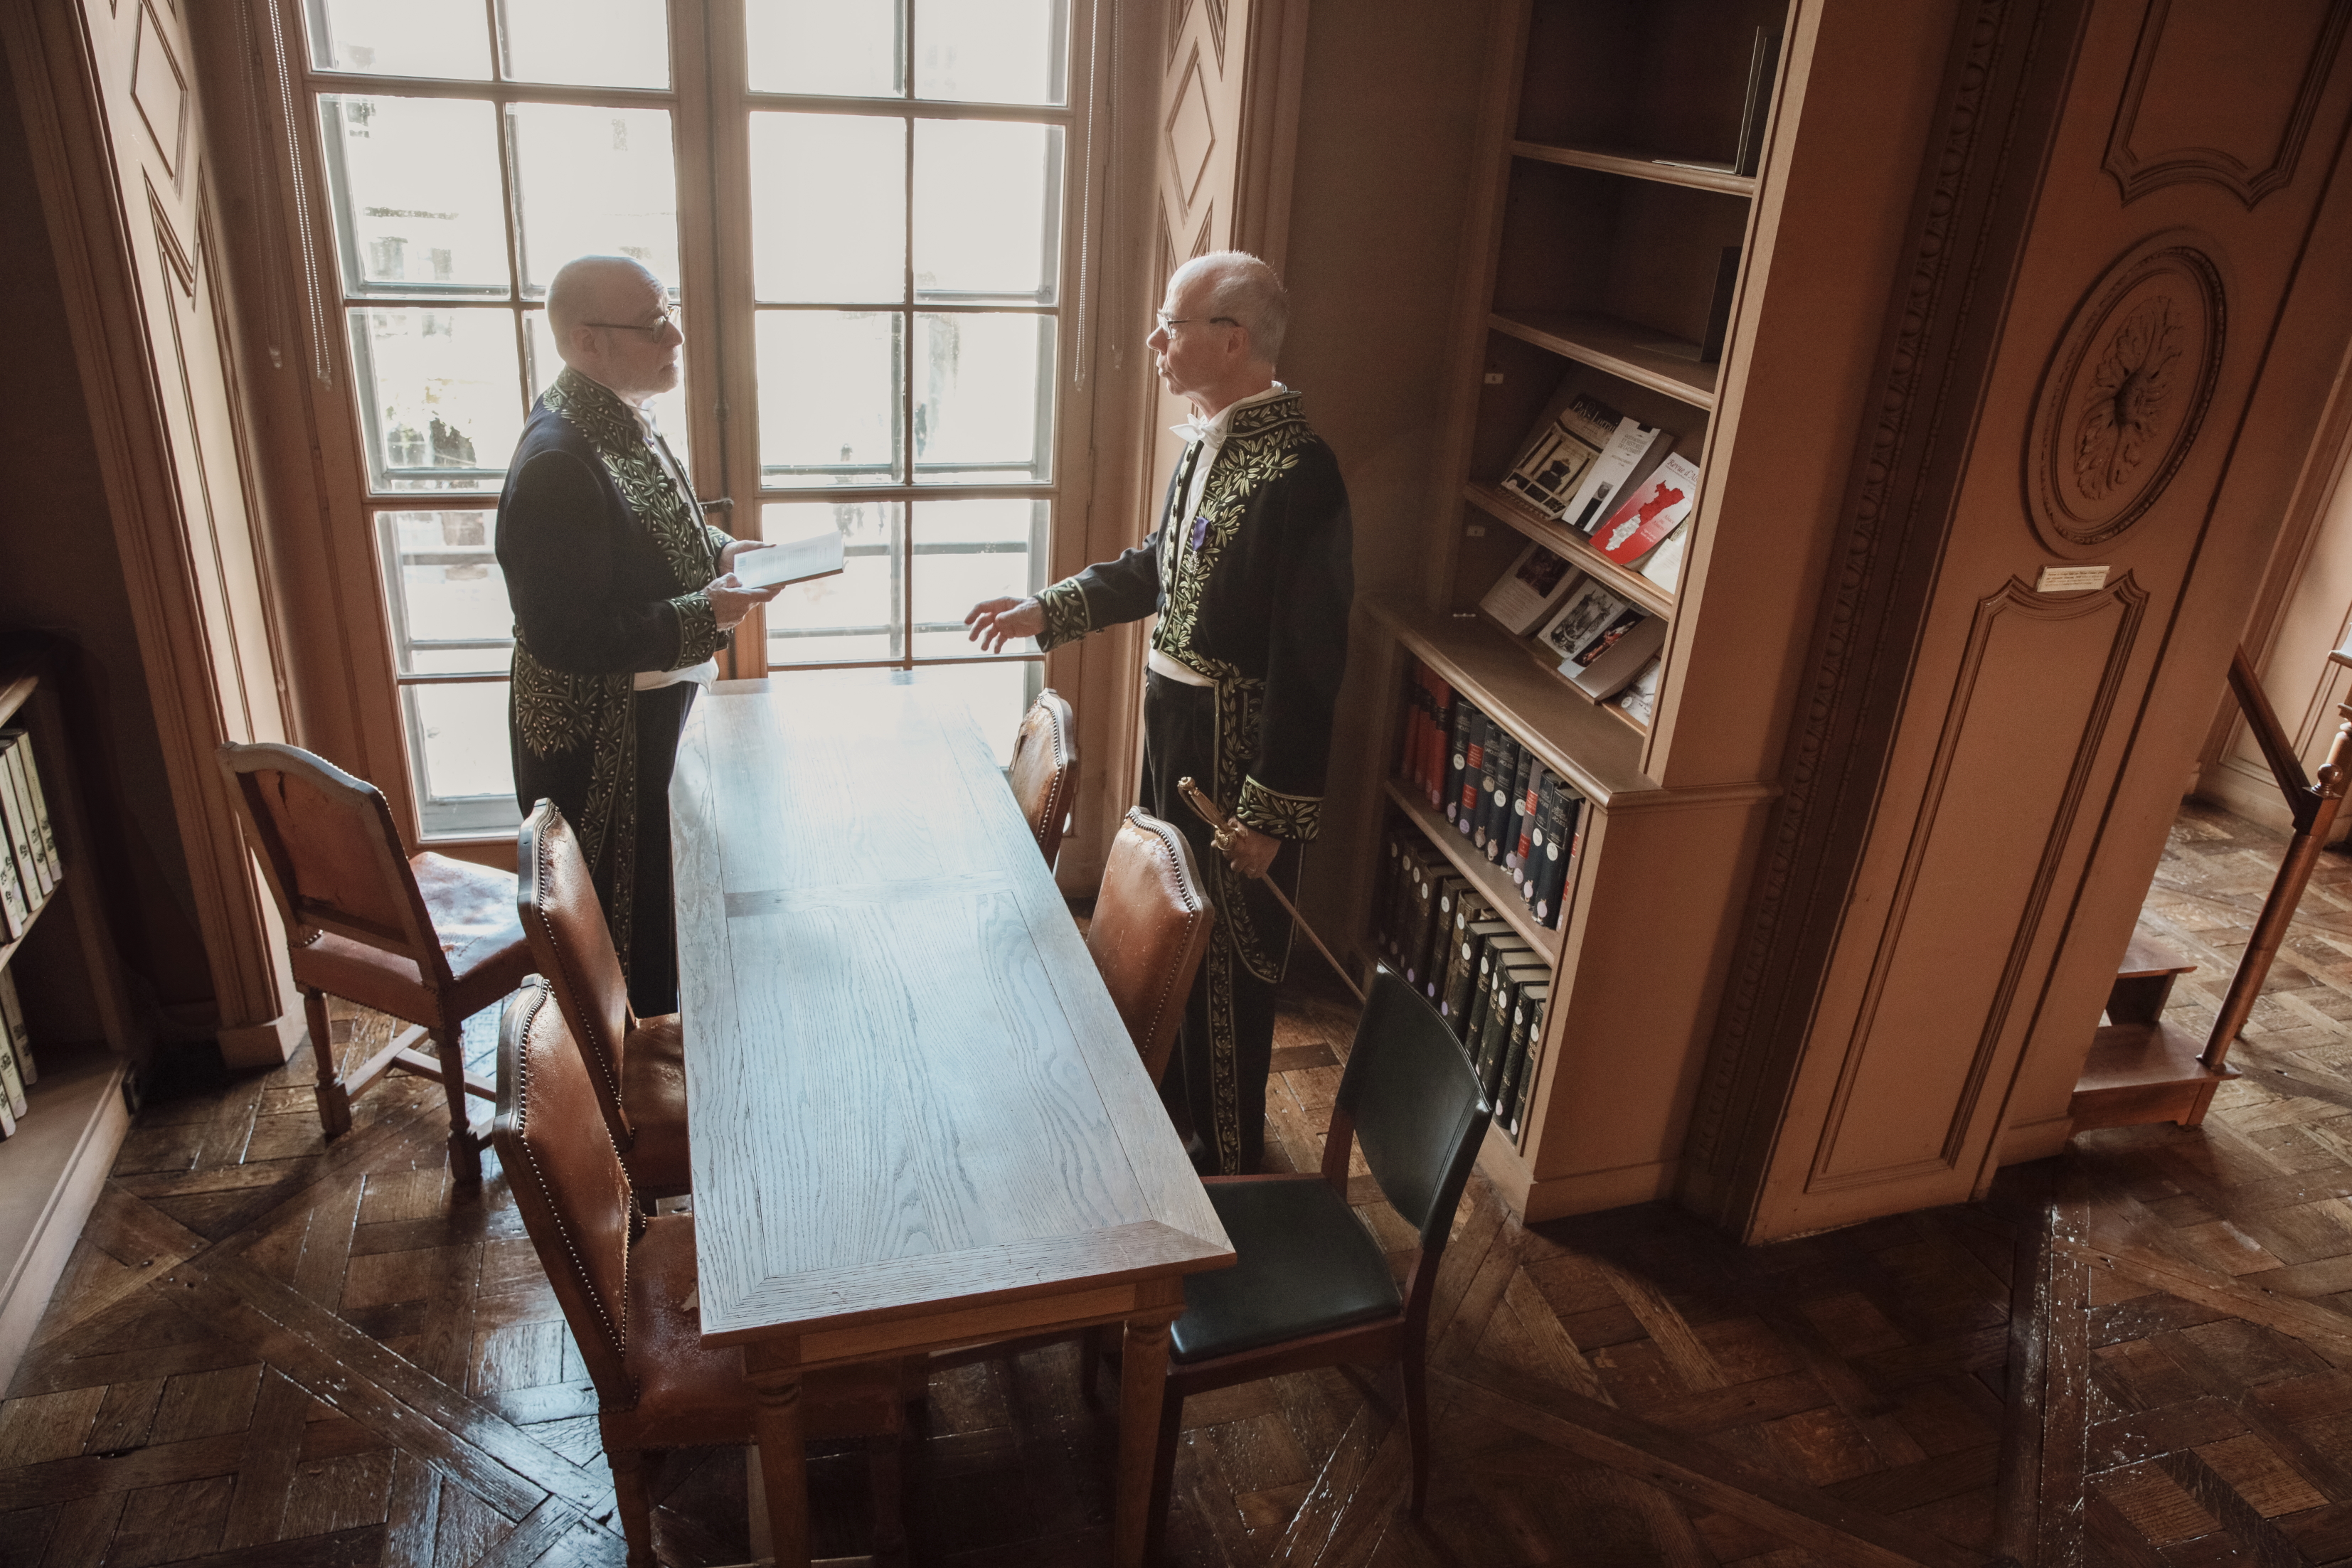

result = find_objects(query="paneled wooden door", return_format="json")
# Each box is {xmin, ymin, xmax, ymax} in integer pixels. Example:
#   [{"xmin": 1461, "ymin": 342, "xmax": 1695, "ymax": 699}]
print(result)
[
  {"xmin": 1691, "ymin": 0, "xmax": 2352, "ymax": 1239},
  {"xmin": 6, "ymin": 0, "xmax": 304, "ymax": 1065}
]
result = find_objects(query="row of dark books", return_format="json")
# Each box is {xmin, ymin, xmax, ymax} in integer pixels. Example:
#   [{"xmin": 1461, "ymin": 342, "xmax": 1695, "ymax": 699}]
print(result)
[
  {"xmin": 0, "ymin": 970, "xmax": 37, "ymax": 1138},
  {"xmin": 1372, "ymin": 824, "xmax": 1547, "ymax": 1143},
  {"xmin": 0, "ymin": 727, "xmax": 61, "ymax": 944},
  {"xmin": 1397, "ymin": 661, "xmax": 1582, "ymax": 929}
]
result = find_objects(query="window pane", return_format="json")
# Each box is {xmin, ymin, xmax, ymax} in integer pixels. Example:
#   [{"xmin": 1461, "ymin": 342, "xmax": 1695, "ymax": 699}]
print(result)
[
  {"xmin": 758, "ymin": 311, "xmax": 901, "ymax": 486},
  {"xmin": 376, "ymin": 511, "xmax": 512, "ymax": 675},
  {"xmin": 403, "ymin": 683, "xmax": 522, "ymax": 837},
  {"xmin": 762, "ymin": 500, "xmax": 901, "ymax": 663},
  {"xmin": 309, "ymin": 0, "xmax": 491, "ymax": 79},
  {"xmin": 500, "ymin": 0, "xmax": 669, "ymax": 88},
  {"xmin": 915, "ymin": 120, "xmax": 1060, "ymax": 303},
  {"xmin": 319, "ymin": 96, "xmax": 509, "ymax": 297},
  {"xmin": 747, "ymin": 0, "xmax": 903, "ymax": 97},
  {"xmin": 910, "ymin": 499, "xmax": 1045, "ymax": 658},
  {"xmin": 750, "ymin": 114, "xmax": 905, "ymax": 304},
  {"xmin": 915, "ymin": 0, "xmax": 1065, "ymax": 105},
  {"xmin": 908, "ymin": 659, "xmax": 1041, "ymax": 768},
  {"xmin": 510, "ymin": 105, "xmax": 681, "ymax": 295},
  {"xmin": 914, "ymin": 312, "xmax": 1053, "ymax": 483},
  {"xmin": 523, "ymin": 310, "xmax": 692, "ymax": 472},
  {"xmin": 348, "ymin": 307, "xmax": 524, "ymax": 492}
]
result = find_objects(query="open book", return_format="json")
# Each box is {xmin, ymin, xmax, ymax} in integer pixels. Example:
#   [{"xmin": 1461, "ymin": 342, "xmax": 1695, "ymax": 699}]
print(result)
[{"xmin": 730, "ymin": 528, "xmax": 848, "ymax": 590}]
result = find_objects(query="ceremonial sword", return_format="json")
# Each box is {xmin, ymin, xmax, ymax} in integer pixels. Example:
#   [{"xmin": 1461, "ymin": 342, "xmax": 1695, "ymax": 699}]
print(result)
[{"xmin": 1174, "ymin": 776, "xmax": 1367, "ymax": 1004}]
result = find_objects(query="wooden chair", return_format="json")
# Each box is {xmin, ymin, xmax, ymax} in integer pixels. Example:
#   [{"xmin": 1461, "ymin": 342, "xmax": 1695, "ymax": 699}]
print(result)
[
  {"xmin": 495, "ymin": 979, "xmax": 906, "ymax": 1567},
  {"xmin": 1146, "ymin": 969, "xmax": 1491, "ymax": 1554},
  {"xmin": 216, "ymin": 740, "xmax": 531, "ymax": 1180},
  {"xmin": 515, "ymin": 798, "xmax": 689, "ymax": 1198},
  {"xmin": 1087, "ymin": 808, "xmax": 1216, "ymax": 1085},
  {"xmin": 1008, "ymin": 688, "xmax": 1077, "ymax": 869}
]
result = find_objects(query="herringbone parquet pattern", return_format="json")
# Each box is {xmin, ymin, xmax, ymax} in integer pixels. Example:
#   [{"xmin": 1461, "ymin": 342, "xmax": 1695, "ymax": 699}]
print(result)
[{"xmin": 14, "ymin": 800, "xmax": 2352, "ymax": 1565}]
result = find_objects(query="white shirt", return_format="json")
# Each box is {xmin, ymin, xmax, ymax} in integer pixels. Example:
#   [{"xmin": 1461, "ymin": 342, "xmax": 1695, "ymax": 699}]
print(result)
[{"xmin": 1150, "ymin": 383, "xmax": 1289, "ymax": 690}]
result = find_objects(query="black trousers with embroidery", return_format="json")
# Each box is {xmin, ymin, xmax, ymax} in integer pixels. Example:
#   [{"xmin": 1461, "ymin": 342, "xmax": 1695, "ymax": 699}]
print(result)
[
  {"xmin": 512, "ymin": 683, "xmax": 696, "ymax": 1018},
  {"xmin": 1141, "ymin": 671, "xmax": 1301, "ymax": 1175}
]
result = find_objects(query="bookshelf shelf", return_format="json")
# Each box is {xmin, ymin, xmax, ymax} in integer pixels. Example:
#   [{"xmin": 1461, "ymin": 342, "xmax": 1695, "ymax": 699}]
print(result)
[
  {"xmin": 1383, "ymin": 779, "xmax": 1563, "ymax": 965},
  {"xmin": 1489, "ymin": 309, "xmax": 1718, "ymax": 410},
  {"xmin": 1369, "ymin": 596, "xmax": 1650, "ymax": 806},
  {"xmin": 1508, "ymin": 140, "xmax": 1756, "ymax": 197},
  {"xmin": 1465, "ymin": 480, "xmax": 1675, "ymax": 619}
]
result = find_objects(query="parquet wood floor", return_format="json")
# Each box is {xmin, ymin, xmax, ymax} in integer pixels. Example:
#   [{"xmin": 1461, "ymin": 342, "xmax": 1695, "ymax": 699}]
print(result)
[{"xmin": 17, "ymin": 799, "xmax": 2352, "ymax": 1565}]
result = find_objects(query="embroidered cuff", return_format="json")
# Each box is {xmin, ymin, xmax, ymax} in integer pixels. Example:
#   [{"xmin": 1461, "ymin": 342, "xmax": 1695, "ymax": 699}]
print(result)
[
  {"xmin": 1237, "ymin": 776, "xmax": 1322, "ymax": 841},
  {"xmin": 671, "ymin": 592, "xmax": 725, "ymax": 665},
  {"xmin": 1036, "ymin": 579, "xmax": 1092, "ymax": 651}
]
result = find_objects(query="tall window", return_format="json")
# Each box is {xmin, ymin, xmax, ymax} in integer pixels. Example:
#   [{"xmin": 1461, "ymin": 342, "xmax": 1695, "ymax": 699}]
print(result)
[{"xmin": 304, "ymin": 1, "xmax": 1073, "ymax": 837}]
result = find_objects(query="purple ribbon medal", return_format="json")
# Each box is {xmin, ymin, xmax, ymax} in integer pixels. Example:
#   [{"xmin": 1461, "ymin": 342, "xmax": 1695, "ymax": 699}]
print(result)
[{"xmin": 1188, "ymin": 515, "xmax": 1210, "ymax": 550}]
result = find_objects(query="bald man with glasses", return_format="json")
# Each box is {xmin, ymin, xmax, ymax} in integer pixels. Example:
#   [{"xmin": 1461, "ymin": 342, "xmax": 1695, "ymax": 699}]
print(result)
[
  {"xmin": 967, "ymin": 250, "xmax": 1355, "ymax": 1176},
  {"xmin": 497, "ymin": 253, "xmax": 780, "ymax": 1015}
]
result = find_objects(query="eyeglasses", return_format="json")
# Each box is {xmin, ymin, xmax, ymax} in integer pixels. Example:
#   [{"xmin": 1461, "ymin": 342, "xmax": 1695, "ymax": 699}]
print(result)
[
  {"xmin": 1154, "ymin": 311, "xmax": 1238, "ymax": 335},
  {"xmin": 583, "ymin": 304, "xmax": 681, "ymax": 338}
]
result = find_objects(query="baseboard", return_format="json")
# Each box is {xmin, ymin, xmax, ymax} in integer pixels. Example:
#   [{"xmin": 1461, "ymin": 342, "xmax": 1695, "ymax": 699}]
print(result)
[
  {"xmin": 1998, "ymin": 1112, "xmax": 2075, "ymax": 1167},
  {"xmin": 218, "ymin": 1008, "xmax": 302, "ymax": 1070},
  {"xmin": 1508, "ymin": 1159, "xmax": 1676, "ymax": 1223}
]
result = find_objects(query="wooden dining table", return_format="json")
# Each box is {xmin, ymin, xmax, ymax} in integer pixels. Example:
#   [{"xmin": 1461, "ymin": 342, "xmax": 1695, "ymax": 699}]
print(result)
[{"xmin": 670, "ymin": 678, "xmax": 1235, "ymax": 1567}]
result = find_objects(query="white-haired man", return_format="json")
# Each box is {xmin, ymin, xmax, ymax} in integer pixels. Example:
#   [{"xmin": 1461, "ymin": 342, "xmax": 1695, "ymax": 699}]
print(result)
[
  {"xmin": 966, "ymin": 250, "xmax": 1354, "ymax": 1175},
  {"xmin": 498, "ymin": 255, "xmax": 779, "ymax": 1015}
]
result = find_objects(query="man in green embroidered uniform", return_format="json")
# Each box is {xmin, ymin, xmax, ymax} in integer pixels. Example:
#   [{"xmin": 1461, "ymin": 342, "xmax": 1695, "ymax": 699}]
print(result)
[
  {"xmin": 965, "ymin": 251, "xmax": 1354, "ymax": 1175},
  {"xmin": 498, "ymin": 255, "xmax": 780, "ymax": 1015}
]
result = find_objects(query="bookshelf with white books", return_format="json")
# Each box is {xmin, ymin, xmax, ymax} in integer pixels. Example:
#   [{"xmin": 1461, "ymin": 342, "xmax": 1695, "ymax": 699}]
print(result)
[
  {"xmin": 1347, "ymin": 0, "xmax": 1885, "ymax": 1222},
  {"xmin": 0, "ymin": 658, "xmax": 139, "ymax": 1389}
]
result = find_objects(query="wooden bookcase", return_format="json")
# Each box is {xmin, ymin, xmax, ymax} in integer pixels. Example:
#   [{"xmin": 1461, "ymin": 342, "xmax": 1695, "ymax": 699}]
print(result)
[
  {"xmin": 0, "ymin": 659, "xmax": 139, "ymax": 1390},
  {"xmin": 1347, "ymin": 0, "xmax": 1797, "ymax": 1222}
]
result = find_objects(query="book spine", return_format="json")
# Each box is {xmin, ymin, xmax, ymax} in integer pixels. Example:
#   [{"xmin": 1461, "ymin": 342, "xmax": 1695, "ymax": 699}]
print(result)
[
  {"xmin": 1530, "ymin": 775, "xmax": 1564, "ymax": 925},
  {"xmin": 1475, "ymin": 965, "xmax": 1528, "ymax": 1102},
  {"xmin": 1458, "ymin": 717, "xmax": 1488, "ymax": 836},
  {"xmin": 1507, "ymin": 991, "xmax": 1550, "ymax": 1138},
  {"xmin": 0, "ymin": 787, "xmax": 26, "ymax": 939},
  {"xmin": 1402, "ymin": 854, "xmax": 1435, "ymax": 988},
  {"xmin": 0, "ymin": 966, "xmax": 31, "ymax": 1084},
  {"xmin": 1423, "ymin": 878, "xmax": 1467, "ymax": 1001},
  {"xmin": 1445, "ymin": 921, "xmax": 1503, "ymax": 1034},
  {"xmin": 1372, "ymin": 829, "xmax": 1402, "ymax": 956},
  {"xmin": 1445, "ymin": 700, "xmax": 1478, "ymax": 826},
  {"xmin": 1484, "ymin": 735, "xmax": 1518, "ymax": 865},
  {"xmin": 1472, "ymin": 727, "xmax": 1499, "ymax": 853},
  {"xmin": 1430, "ymin": 672, "xmax": 1449, "ymax": 804},
  {"xmin": 3, "ymin": 731, "xmax": 60, "ymax": 885},
  {"xmin": 0, "ymin": 741, "xmax": 46, "ymax": 909},
  {"xmin": 1507, "ymin": 754, "xmax": 1538, "ymax": 884},
  {"xmin": 0, "ymin": 987, "xmax": 25, "ymax": 1121}
]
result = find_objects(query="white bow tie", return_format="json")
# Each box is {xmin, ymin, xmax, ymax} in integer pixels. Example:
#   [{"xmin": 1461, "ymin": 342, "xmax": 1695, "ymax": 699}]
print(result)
[{"xmin": 1171, "ymin": 418, "xmax": 1213, "ymax": 446}]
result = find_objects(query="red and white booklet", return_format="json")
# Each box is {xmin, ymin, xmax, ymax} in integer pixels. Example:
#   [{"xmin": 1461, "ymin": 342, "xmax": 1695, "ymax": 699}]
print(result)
[{"xmin": 1591, "ymin": 454, "xmax": 1701, "ymax": 567}]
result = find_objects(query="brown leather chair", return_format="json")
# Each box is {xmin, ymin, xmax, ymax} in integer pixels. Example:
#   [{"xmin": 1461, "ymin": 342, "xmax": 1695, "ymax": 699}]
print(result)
[
  {"xmin": 516, "ymin": 798, "xmax": 689, "ymax": 1198},
  {"xmin": 217, "ymin": 741, "xmax": 531, "ymax": 1180},
  {"xmin": 1008, "ymin": 688, "xmax": 1077, "ymax": 869},
  {"xmin": 495, "ymin": 979, "xmax": 905, "ymax": 1567},
  {"xmin": 1087, "ymin": 808, "xmax": 1216, "ymax": 1085}
]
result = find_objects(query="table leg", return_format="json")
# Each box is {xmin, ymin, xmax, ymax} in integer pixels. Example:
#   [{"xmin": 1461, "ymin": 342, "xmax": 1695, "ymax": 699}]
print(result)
[
  {"xmin": 1115, "ymin": 1316, "xmax": 1172, "ymax": 1568},
  {"xmin": 747, "ymin": 1365, "xmax": 808, "ymax": 1568}
]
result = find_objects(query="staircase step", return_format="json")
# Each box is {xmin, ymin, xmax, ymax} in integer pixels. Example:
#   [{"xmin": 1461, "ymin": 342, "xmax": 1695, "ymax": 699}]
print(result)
[{"xmin": 2070, "ymin": 1020, "xmax": 2225, "ymax": 1130}]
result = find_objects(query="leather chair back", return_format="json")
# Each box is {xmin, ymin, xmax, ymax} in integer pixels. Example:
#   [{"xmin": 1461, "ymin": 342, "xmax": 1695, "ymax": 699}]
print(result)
[
  {"xmin": 517, "ymin": 799, "xmax": 639, "ymax": 1144},
  {"xmin": 1341, "ymin": 970, "xmax": 1492, "ymax": 1256},
  {"xmin": 1087, "ymin": 809, "xmax": 1215, "ymax": 1085},
  {"xmin": 1008, "ymin": 688, "xmax": 1077, "ymax": 868},
  {"xmin": 216, "ymin": 740, "xmax": 451, "ymax": 988},
  {"xmin": 494, "ymin": 977, "xmax": 638, "ymax": 1404}
]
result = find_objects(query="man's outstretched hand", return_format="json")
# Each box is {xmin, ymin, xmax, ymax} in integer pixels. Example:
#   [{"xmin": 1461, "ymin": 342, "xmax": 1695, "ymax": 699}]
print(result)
[{"xmin": 965, "ymin": 596, "xmax": 1045, "ymax": 654}]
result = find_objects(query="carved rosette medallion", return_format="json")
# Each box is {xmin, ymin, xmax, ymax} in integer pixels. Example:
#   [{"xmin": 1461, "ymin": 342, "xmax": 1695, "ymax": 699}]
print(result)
[{"xmin": 2026, "ymin": 239, "xmax": 2224, "ymax": 551}]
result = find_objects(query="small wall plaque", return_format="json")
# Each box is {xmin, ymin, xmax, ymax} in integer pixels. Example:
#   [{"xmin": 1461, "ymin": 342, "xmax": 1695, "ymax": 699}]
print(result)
[{"xmin": 2036, "ymin": 564, "xmax": 2110, "ymax": 593}]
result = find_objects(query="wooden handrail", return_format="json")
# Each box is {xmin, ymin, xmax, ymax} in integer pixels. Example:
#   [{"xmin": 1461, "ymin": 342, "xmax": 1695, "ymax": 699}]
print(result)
[{"xmin": 2203, "ymin": 645, "xmax": 2352, "ymax": 1072}]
